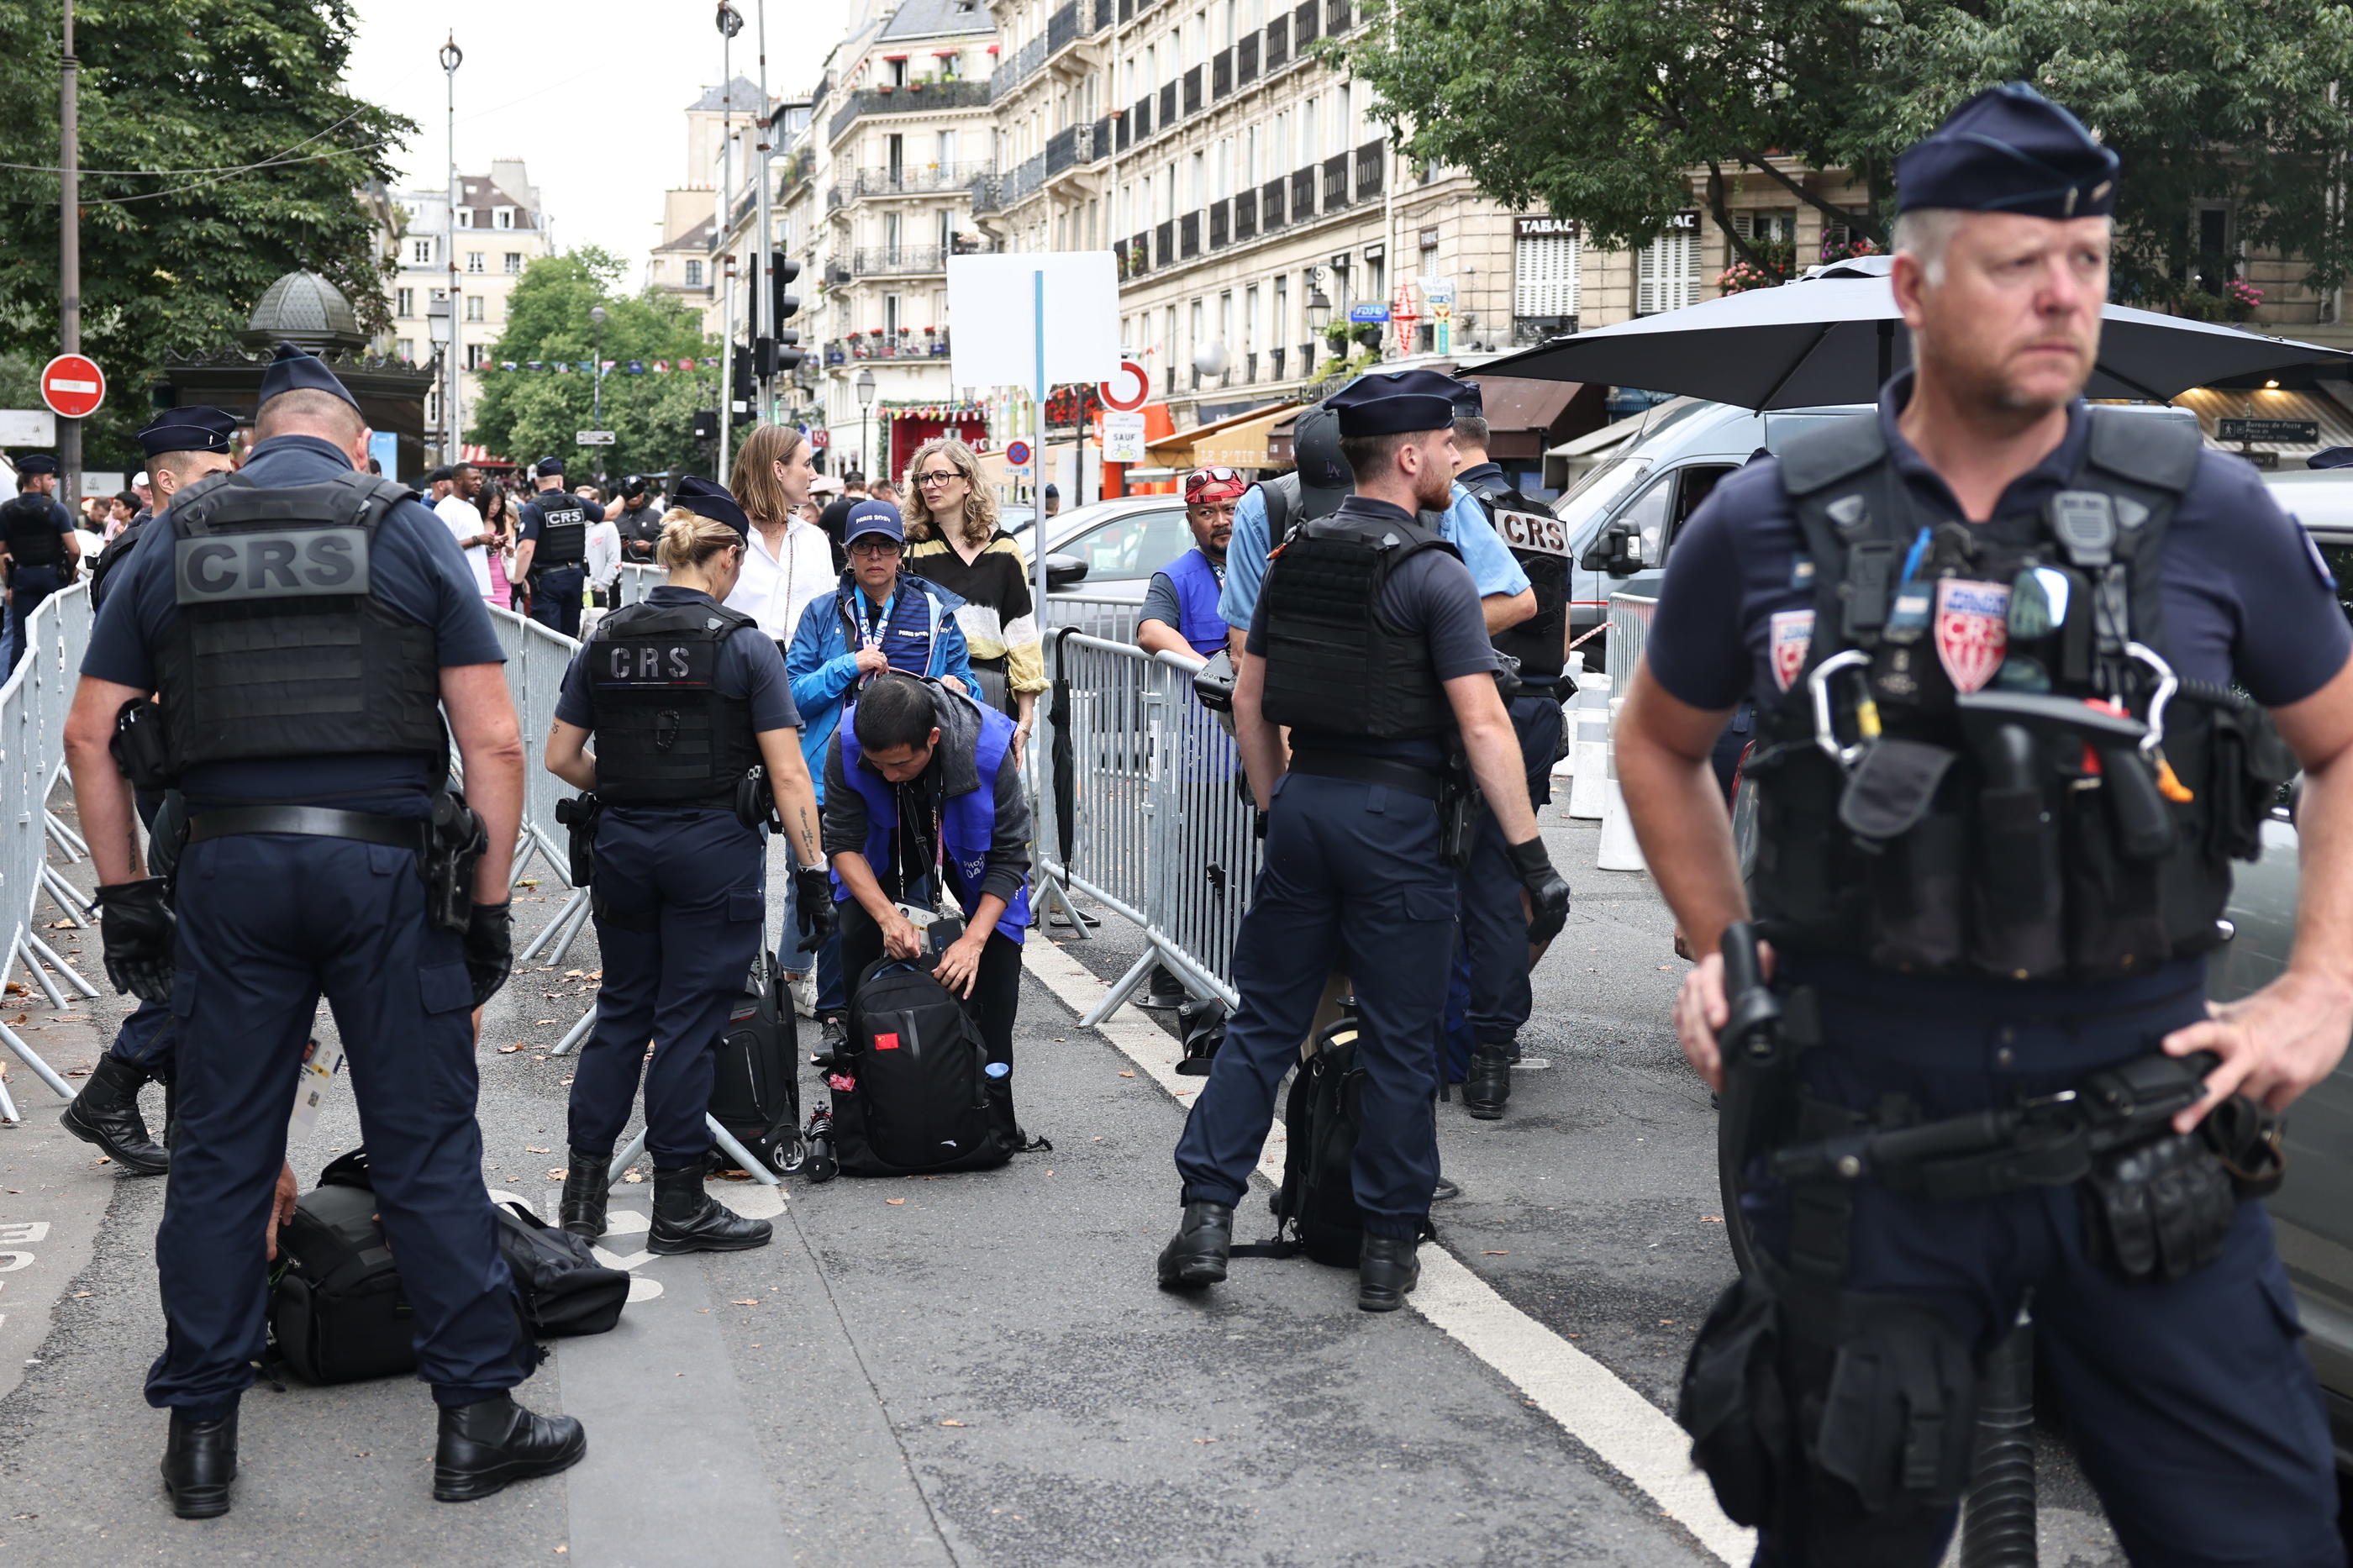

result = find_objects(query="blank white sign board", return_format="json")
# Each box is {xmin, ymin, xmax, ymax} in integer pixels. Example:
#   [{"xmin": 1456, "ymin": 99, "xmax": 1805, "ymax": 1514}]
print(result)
[{"xmin": 946, "ymin": 252, "xmax": 1121, "ymax": 391}]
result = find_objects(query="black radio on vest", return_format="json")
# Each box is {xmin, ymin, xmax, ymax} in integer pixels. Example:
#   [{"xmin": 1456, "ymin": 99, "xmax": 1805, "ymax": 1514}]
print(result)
[
  {"xmin": 1256, "ymin": 513, "xmax": 1459, "ymax": 739},
  {"xmin": 1745, "ymin": 408, "xmax": 2298, "ymax": 982},
  {"xmin": 150, "ymin": 470, "xmax": 444, "ymax": 778},
  {"xmin": 1, "ymin": 493, "xmax": 66, "ymax": 570},
  {"xmin": 1464, "ymin": 471, "xmax": 1569, "ymax": 685},
  {"xmin": 530, "ymin": 498, "xmax": 587, "ymax": 570},
  {"xmin": 584, "ymin": 600, "xmax": 761, "ymax": 808}
]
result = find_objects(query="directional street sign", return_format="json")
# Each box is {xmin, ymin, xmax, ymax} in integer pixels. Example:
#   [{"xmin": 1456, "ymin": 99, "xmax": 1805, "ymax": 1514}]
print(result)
[
  {"xmin": 575, "ymin": 430, "xmax": 617, "ymax": 445},
  {"xmin": 2217, "ymin": 417, "xmax": 2319, "ymax": 445},
  {"xmin": 39, "ymin": 354, "xmax": 103, "ymax": 418}
]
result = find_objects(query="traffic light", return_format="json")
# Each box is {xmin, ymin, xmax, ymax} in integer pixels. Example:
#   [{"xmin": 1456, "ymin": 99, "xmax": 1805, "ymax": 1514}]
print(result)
[
  {"xmin": 729, "ymin": 343, "xmax": 755, "ymax": 426},
  {"xmin": 692, "ymin": 408, "xmax": 719, "ymax": 440},
  {"xmin": 756, "ymin": 260, "xmax": 807, "ymax": 378}
]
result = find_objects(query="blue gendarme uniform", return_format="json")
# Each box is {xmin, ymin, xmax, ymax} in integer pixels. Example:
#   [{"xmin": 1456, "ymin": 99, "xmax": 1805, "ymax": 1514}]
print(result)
[
  {"xmin": 555, "ymin": 585, "xmax": 798, "ymax": 1166},
  {"xmin": 1649, "ymin": 375, "xmax": 2352, "ymax": 1566},
  {"xmin": 518, "ymin": 487, "xmax": 605, "ymax": 639},
  {"xmin": 82, "ymin": 431, "xmax": 524, "ymax": 1420}
]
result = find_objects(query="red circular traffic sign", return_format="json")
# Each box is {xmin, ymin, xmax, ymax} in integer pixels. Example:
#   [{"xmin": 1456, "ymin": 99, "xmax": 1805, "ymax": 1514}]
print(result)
[
  {"xmin": 1098, "ymin": 360, "xmax": 1149, "ymax": 413},
  {"xmin": 39, "ymin": 354, "xmax": 104, "ymax": 418},
  {"xmin": 1006, "ymin": 439, "xmax": 1032, "ymax": 467}
]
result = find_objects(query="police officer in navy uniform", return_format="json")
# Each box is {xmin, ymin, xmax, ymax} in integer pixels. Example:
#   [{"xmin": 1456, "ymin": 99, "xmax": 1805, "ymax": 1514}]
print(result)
[
  {"xmin": 1158, "ymin": 369, "xmax": 1571, "ymax": 1311},
  {"xmin": 1619, "ymin": 87, "xmax": 2353, "ymax": 1565},
  {"xmin": 59, "ymin": 408, "xmax": 240, "ymax": 1174},
  {"xmin": 545, "ymin": 476, "xmax": 831, "ymax": 1249},
  {"xmin": 62, "ymin": 342, "xmax": 582, "ymax": 1518},
  {"xmin": 1447, "ymin": 383, "xmax": 1575, "ymax": 1118},
  {"xmin": 612, "ymin": 473, "xmax": 665, "ymax": 563},
  {"xmin": 513, "ymin": 456, "xmax": 603, "ymax": 637},
  {"xmin": 2, "ymin": 452, "xmax": 81, "ymax": 670}
]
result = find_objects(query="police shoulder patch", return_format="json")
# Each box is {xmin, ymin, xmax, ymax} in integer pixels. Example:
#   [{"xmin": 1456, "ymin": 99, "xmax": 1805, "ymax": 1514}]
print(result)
[{"xmin": 1769, "ymin": 608, "xmax": 1813, "ymax": 692}]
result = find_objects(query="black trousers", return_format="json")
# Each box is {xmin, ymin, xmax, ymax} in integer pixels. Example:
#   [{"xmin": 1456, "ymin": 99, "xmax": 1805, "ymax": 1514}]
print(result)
[{"xmin": 840, "ymin": 896, "xmax": 1024, "ymax": 1123}]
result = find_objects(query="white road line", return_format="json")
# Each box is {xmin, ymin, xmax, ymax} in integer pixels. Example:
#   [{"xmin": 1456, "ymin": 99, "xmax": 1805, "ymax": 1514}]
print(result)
[{"xmin": 1024, "ymin": 939, "xmax": 1753, "ymax": 1566}]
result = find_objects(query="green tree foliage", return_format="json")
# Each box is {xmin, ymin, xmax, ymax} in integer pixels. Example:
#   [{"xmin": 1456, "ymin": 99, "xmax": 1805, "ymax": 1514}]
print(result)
[
  {"xmin": 466, "ymin": 249, "xmax": 719, "ymax": 482},
  {"xmin": 0, "ymin": 1, "xmax": 410, "ymax": 467},
  {"xmin": 1343, "ymin": 0, "xmax": 2353, "ymax": 297}
]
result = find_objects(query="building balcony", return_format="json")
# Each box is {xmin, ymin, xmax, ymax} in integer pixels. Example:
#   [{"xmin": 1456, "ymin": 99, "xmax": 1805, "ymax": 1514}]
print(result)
[
  {"xmin": 833, "ymin": 330, "xmax": 954, "ymax": 360},
  {"xmin": 1265, "ymin": 14, "xmax": 1290, "ymax": 69},
  {"xmin": 1290, "ymin": 166, "xmax": 1316, "ymax": 222},
  {"xmin": 1155, "ymin": 218, "xmax": 1176, "ymax": 269},
  {"xmin": 1238, "ymin": 34, "xmax": 1261, "ymax": 83},
  {"xmin": 827, "ymin": 81, "xmax": 991, "ymax": 144},
  {"xmin": 850, "ymin": 242, "xmax": 998, "ymax": 277},
  {"xmin": 1294, "ymin": 0, "xmax": 1320, "ymax": 47},
  {"xmin": 1354, "ymin": 140, "xmax": 1385, "ymax": 203},
  {"xmin": 851, "ymin": 160, "xmax": 996, "ymax": 198},
  {"xmin": 1234, "ymin": 187, "xmax": 1258, "ymax": 242},
  {"xmin": 1208, "ymin": 198, "xmax": 1229, "ymax": 250},
  {"xmin": 1124, "ymin": 230, "xmax": 1150, "ymax": 278},
  {"xmin": 1180, "ymin": 210, "xmax": 1201, "ymax": 258},
  {"xmin": 1044, "ymin": 118, "xmax": 1112, "ymax": 177},
  {"xmin": 1261, "ymin": 176, "xmax": 1286, "ymax": 231},
  {"xmin": 1322, "ymin": 152, "xmax": 1350, "ymax": 212},
  {"xmin": 991, "ymin": 36, "xmax": 1047, "ymax": 100},
  {"xmin": 1182, "ymin": 65, "xmax": 1203, "ymax": 116}
]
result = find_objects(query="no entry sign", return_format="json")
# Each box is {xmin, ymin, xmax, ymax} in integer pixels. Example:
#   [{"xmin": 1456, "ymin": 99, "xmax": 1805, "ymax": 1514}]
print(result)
[
  {"xmin": 1098, "ymin": 360, "xmax": 1150, "ymax": 413},
  {"xmin": 39, "ymin": 354, "xmax": 104, "ymax": 418}
]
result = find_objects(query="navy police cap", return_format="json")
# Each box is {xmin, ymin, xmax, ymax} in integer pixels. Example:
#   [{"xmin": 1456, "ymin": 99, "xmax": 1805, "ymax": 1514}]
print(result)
[
  {"xmin": 1328, "ymin": 368, "xmax": 1468, "ymax": 439},
  {"xmin": 670, "ymin": 475, "xmax": 749, "ymax": 538},
  {"xmin": 258, "ymin": 340, "xmax": 361, "ymax": 413},
  {"xmin": 1451, "ymin": 380, "xmax": 1484, "ymax": 419},
  {"xmin": 15, "ymin": 454, "xmax": 57, "ymax": 476},
  {"xmin": 136, "ymin": 406, "xmax": 237, "ymax": 458},
  {"xmin": 1897, "ymin": 82, "xmax": 2119, "ymax": 220},
  {"xmin": 534, "ymin": 456, "xmax": 566, "ymax": 479}
]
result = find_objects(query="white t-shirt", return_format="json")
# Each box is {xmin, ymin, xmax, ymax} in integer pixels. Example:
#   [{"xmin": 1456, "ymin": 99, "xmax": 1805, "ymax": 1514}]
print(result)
[
  {"xmin": 724, "ymin": 518, "xmax": 838, "ymax": 641},
  {"xmin": 434, "ymin": 494, "xmax": 492, "ymax": 596},
  {"xmin": 586, "ymin": 519, "xmax": 622, "ymax": 590}
]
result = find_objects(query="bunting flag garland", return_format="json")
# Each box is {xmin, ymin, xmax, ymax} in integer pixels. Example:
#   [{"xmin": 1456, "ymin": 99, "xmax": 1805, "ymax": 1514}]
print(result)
[
  {"xmin": 877, "ymin": 401, "xmax": 988, "ymax": 422},
  {"xmin": 489, "ymin": 357, "xmax": 706, "ymax": 375}
]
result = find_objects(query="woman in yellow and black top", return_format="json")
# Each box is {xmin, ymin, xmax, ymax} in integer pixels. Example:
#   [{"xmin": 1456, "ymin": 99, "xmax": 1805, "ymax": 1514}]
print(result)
[{"xmin": 900, "ymin": 437, "xmax": 1045, "ymax": 750}]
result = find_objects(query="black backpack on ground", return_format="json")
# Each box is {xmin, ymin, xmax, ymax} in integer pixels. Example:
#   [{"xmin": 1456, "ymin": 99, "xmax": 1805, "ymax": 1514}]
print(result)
[
  {"xmin": 709, "ymin": 949, "xmax": 803, "ymax": 1175},
  {"xmin": 821, "ymin": 957, "xmax": 1019, "ymax": 1176},
  {"xmin": 1271, "ymin": 1018, "xmax": 1374, "ymax": 1267},
  {"xmin": 268, "ymin": 1149, "xmax": 626, "ymax": 1386}
]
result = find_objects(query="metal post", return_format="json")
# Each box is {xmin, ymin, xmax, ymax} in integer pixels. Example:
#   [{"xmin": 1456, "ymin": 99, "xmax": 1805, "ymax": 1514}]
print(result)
[
  {"xmin": 753, "ymin": 0, "xmax": 774, "ymax": 421},
  {"xmin": 58, "ymin": 0, "xmax": 78, "ymax": 513},
  {"xmin": 716, "ymin": 13, "xmax": 737, "ymax": 483},
  {"xmin": 441, "ymin": 36, "xmax": 464, "ymax": 466}
]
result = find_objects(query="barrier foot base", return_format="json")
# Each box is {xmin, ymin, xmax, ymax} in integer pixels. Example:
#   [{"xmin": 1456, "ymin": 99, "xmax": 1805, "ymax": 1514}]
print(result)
[
  {"xmin": 22, "ymin": 929, "xmax": 97, "ymax": 998},
  {"xmin": 550, "ymin": 1005, "xmax": 595, "ymax": 1057},
  {"xmin": 1081, "ymin": 949, "xmax": 1161, "ymax": 1029},
  {"xmin": 45, "ymin": 810, "xmax": 89, "ymax": 861}
]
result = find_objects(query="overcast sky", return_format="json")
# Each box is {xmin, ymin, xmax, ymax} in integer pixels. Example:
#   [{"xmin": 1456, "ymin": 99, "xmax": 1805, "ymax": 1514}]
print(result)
[{"xmin": 344, "ymin": 0, "xmax": 854, "ymax": 272}]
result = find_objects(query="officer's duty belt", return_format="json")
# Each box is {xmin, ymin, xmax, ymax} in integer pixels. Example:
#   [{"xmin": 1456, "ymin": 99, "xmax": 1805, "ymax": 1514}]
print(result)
[
  {"xmin": 1287, "ymin": 751, "xmax": 1442, "ymax": 800},
  {"xmin": 186, "ymin": 805, "xmax": 429, "ymax": 852}
]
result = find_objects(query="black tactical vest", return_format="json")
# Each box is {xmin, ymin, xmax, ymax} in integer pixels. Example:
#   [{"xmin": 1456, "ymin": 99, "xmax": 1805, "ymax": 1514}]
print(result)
[
  {"xmin": 586, "ymin": 599, "xmax": 763, "ymax": 808},
  {"xmin": 1258, "ymin": 510, "xmax": 1459, "ymax": 740},
  {"xmin": 2, "ymin": 495, "xmax": 65, "ymax": 568},
  {"xmin": 1464, "ymin": 471, "xmax": 1570, "ymax": 683},
  {"xmin": 151, "ymin": 471, "xmax": 446, "ymax": 775},
  {"xmin": 1745, "ymin": 408, "xmax": 2297, "ymax": 983},
  {"xmin": 88, "ymin": 519, "xmax": 141, "ymax": 609},
  {"xmin": 529, "ymin": 493, "xmax": 587, "ymax": 569}
]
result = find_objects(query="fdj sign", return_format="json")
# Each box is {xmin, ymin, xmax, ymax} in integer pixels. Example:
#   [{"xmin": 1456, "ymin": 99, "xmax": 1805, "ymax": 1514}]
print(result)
[
  {"xmin": 1493, "ymin": 508, "xmax": 1571, "ymax": 557},
  {"xmin": 173, "ymin": 529, "xmax": 371, "ymax": 605}
]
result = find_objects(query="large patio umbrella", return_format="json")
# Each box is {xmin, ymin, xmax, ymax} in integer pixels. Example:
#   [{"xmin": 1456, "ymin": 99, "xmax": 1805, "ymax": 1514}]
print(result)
[{"xmin": 1478, "ymin": 255, "xmax": 2349, "ymax": 410}]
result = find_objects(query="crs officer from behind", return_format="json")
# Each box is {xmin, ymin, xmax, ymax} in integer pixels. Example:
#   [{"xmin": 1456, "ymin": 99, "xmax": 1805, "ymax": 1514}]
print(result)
[
  {"xmin": 544, "ymin": 477, "xmax": 831, "ymax": 1251},
  {"xmin": 2, "ymin": 453, "xmax": 81, "ymax": 670},
  {"xmin": 1448, "ymin": 383, "xmax": 1575, "ymax": 1119},
  {"xmin": 62, "ymin": 343, "xmax": 580, "ymax": 1518},
  {"xmin": 58, "ymin": 407, "xmax": 240, "ymax": 1176},
  {"xmin": 1619, "ymin": 87, "xmax": 2353, "ymax": 1565},
  {"xmin": 513, "ymin": 456, "xmax": 604, "ymax": 637},
  {"xmin": 1159, "ymin": 370, "xmax": 1571, "ymax": 1312}
]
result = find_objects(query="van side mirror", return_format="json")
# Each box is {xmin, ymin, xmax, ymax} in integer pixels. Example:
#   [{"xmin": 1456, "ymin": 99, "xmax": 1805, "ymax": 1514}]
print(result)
[{"xmin": 1578, "ymin": 521, "xmax": 1645, "ymax": 577}]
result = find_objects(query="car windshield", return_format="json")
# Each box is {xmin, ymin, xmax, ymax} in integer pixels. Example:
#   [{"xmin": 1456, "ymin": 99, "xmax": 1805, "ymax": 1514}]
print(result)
[{"xmin": 1553, "ymin": 455, "xmax": 1654, "ymax": 538}]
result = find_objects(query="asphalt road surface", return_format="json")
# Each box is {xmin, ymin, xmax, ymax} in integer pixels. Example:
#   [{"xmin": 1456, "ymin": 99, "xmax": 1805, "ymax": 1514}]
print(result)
[{"xmin": 0, "ymin": 803, "xmax": 2139, "ymax": 1566}]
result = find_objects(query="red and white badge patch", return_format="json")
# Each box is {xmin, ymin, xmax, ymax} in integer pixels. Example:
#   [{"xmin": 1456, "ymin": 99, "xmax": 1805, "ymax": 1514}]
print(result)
[
  {"xmin": 1933, "ymin": 578, "xmax": 2011, "ymax": 694},
  {"xmin": 1769, "ymin": 609, "xmax": 1813, "ymax": 692}
]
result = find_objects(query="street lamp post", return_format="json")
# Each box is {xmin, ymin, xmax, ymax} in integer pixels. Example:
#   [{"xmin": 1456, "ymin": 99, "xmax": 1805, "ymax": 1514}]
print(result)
[
  {"xmin": 440, "ymin": 34, "xmax": 463, "ymax": 466},
  {"xmin": 590, "ymin": 305, "xmax": 608, "ymax": 434},
  {"xmin": 1303, "ymin": 271, "xmax": 1332, "ymax": 376},
  {"xmin": 855, "ymin": 367, "xmax": 877, "ymax": 485}
]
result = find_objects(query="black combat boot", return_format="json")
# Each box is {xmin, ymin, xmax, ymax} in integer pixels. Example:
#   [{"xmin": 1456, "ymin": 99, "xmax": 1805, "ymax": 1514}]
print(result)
[
  {"xmin": 432, "ymin": 1392, "xmax": 587, "ymax": 1502},
  {"xmin": 1358, "ymin": 1234, "xmax": 1421, "ymax": 1313},
  {"xmin": 161, "ymin": 1409, "xmax": 238, "ymax": 1518},
  {"xmin": 647, "ymin": 1166, "xmax": 771, "ymax": 1254},
  {"xmin": 1461, "ymin": 1042, "xmax": 1513, "ymax": 1120},
  {"xmin": 61, "ymin": 1053, "xmax": 169, "ymax": 1174},
  {"xmin": 1155, "ymin": 1199, "xmax": 1234, "ymax": 1289},
  {"xmin": 558, "ymin": 1151, "xmax": 608, "ymax": 1241}
]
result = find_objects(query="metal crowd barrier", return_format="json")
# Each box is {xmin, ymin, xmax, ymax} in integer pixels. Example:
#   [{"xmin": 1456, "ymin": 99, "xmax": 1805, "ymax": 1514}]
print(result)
[
  {"xmin": 489, "ymin": 606, "xmax": 599, "ymax": 984},
  {"xmin": 1045, "ymin": 593, "xmax": 1142, "ymax": 645},
  {"xmin": 616, "ymin": 562, "xmax": 661, "ymax": 607},
  {"xmin": 1035, "ymin": 629, "xmax": 1261, "ymax": 1023},
  {"xmin": 1607, "ymin": 591, "xmax": 1656, "ymax": 679},
  {"xmin": 0, "ymin": 583, "xmax": 106, "ymax": 1123}
]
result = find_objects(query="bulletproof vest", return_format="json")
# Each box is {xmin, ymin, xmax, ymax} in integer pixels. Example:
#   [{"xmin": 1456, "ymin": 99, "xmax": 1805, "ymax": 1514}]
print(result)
[
  {"xmin": 529, "ymin": 493, "xmax": 587, "ymax": 568},
  {"xmin": 1464, "ymin": 471, "xmax": 1569, "ymax": 681},
  {"xmin": 2, "ymin": 495, "xmax": 65, "ymax": 568},
  {"xmin": 1257, "ymin": 510, "xmax": 1459, "ymax": 740},
  {"xmin": 1745, "ymin": 408, "xmax": 2297, "ymax": 984},
  {"xmin": 150, "ymin": 471, "xmax": 445, "ymax": 776},
  {"xmin": 88, "ymin": 518, "xmax": 143, "ymax": 608},
  {"xmin": 586, "ymin": 599, "xmax": 762, "ymax": 808}
]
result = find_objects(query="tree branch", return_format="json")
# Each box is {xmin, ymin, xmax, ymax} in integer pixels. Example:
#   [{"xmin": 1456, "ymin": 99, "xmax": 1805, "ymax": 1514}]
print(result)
[
  {"xmin": 1706, "ymin": 161, "xmax": 1775, "ymax": 276},
  {"xmin": 1730, "ymin": 146, "xmax": 1883, "ymax": 244}
]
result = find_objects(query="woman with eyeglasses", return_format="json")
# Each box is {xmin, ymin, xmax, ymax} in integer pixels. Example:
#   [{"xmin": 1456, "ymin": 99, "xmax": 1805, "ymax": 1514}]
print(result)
[{"xmin": 900, "ymin": 439, "xmax": 1043, "ymax": 751}]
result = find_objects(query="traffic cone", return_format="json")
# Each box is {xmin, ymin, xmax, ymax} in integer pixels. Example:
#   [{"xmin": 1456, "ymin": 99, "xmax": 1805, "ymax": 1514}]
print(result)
[{"xmin": 1597, "ymin": 698, "xmax": 1647, "ymax": 872}]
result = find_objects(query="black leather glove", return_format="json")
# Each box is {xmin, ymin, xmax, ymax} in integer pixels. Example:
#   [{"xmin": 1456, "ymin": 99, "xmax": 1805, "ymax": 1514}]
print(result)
[
  {"xmin": 465, "ymin": 901, "xmax": 514, "ymax": 1008},
  {"xmin": 1506, "ymin": 838, "xmax": 1571, "ymax": 946},
  {"xmin": 95, "ymin": 877, "xmax": 174, "ymax": 1004},
  {"xmin": 795, "ymin": 868, "xmax": 838, "ymax": 945}
]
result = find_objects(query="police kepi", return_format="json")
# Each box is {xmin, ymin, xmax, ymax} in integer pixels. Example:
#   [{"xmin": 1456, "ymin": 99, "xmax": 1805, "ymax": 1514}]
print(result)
[
  {"xmin": 1618, "ymin": 84, "xmax": 2350, "ymax": 1564},
  {"xmin": 63, "ymin": 340, "xmax": 584, "ymax": 1517},
  {"xmin": 1159, "ymin": 366, "xmax": 1570, "ymax": 1312}
]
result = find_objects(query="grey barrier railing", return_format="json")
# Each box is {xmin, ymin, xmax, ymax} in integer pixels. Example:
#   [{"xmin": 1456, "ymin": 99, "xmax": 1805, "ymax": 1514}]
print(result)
[
  {"xmin": 0, "ymin": 582, "xmax": 108, "ymax": 1123},
  {"xmin": 1044, "ymin": 593, "xmax": 1142, "ymax": 645},
  {"xmin": 1035, "ymin": 630, "xmax": 1261, "ymax": 1023},
  {"xmin": 1607, "ymin": 591, "xmax": 1656, "ymax": 680}
]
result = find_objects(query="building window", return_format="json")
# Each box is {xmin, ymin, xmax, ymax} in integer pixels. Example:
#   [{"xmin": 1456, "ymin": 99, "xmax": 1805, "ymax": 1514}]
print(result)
[
  {"xmin": 397, "ymin": 338, "xmax": 415, "ymax": 362},
  {"xmin": 465, "ymin": 295, "xmax": 485, "ymax": 322},
  {"xmin": 504, "ymin": 251, "xmax": 524, "ymax": 275},
  {"xmin": 466, "ymin": 342, "xmax": 486, "ymax": 370},
  {"xmin": 455, "ymin": 208, "xmax": 472, "ymax": 228},
  {"xmin": 885, "ymin": 292, "xmax": 903, "ymax": 334},
  {"xmin": 686, "ymin": 259, "xmax": 704, "ymax": 287},
  {"xmin": 411, "ymin": 238, "xmax": 434, "ymax": 266},
  {"xmin": 494, "ymin": 207, "xmax": 514, "ymax": 229},
  {"xmin": 396, "ymin": 287, "xmax": 414, "ymax": 318},
  {"xmin": 465, "ymin": 251, "xmax": 485, "ymax": 274},
  {"xmin": 1635, "ymin": 212, "xmax": 1699, "ymax": 314},
  {"xmin": 1514, "ymin": 218, "xmax": 1581, "ymax": 322}
]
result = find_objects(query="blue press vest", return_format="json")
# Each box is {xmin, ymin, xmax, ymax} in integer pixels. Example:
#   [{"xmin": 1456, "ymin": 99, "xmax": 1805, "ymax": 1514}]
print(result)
[
  {"xmin": 843, "ymin": 583, "xmax": 942, "ymax": 676},
  {"xmin": 834, "ymin": 695, "xmax": 1031, "ymax": 944},
  {"xmin": 1161, "ymin": 548, "xmax": 1230, "ymax": 658}
]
